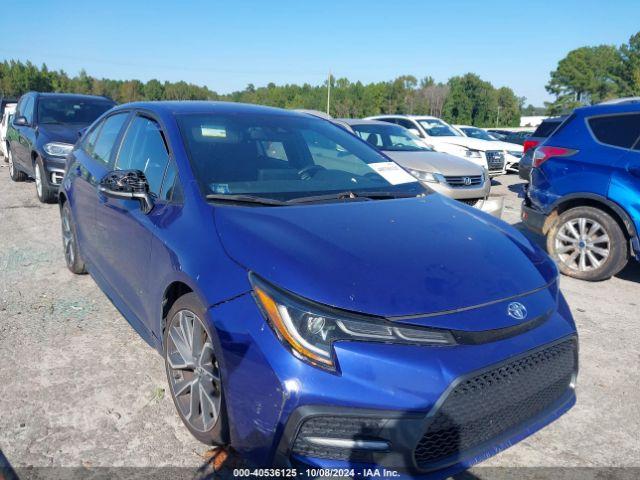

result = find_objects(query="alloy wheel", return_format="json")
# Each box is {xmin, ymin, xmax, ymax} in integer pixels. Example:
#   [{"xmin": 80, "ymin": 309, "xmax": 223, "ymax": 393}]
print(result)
[
  {"xmin": 554, "ymin": 217, "xmax": 610, "ymax": 272},
  {"xmin": 166, "ymin": 310, "xmax": 222, "ymax": 433},
  {"xmin": 35, "ymin": 164, "xmax": 43, "ymax": 198},
  {"xmin": 8, "ymin": 150, "xmax": 14, "ymax": 177},
  {"xmin": 61, "ymin": 207, "xmax": 75, "ymax": 266}
]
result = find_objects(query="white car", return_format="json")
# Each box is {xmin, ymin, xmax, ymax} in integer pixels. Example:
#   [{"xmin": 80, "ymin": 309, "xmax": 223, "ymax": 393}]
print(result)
[
  {"xmin": 454, "ymin": 124, "xmax": 524, "ymax": 173},
  {"xmin": 0, "ymin": 103, "xmax": 16, "ymax": 160},
  {"xmin": 366, "ymin": 115, "xmax": 507, "ymax": 176}
]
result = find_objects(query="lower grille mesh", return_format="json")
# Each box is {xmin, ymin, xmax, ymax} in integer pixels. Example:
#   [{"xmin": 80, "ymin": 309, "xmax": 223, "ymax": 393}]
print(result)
[
  {"xmin": 292, "ymin": 416, "xmax": 386, "ymax": 461},
  {"xmin": 414, "ymin": 338, "xmax": 576, "ymax": 469}
]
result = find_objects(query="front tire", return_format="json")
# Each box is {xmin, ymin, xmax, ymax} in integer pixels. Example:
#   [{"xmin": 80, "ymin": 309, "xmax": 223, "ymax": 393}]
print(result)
[
  {"xmin": 547, "ymin": 206, "xmax": 628, "ymax": 281},
  {"xmin": 61, "ymin": 202, "xmax": 86, "ymax": 274},
  {"xmin": 164, "ymin": 293, "xmax": 229, "ymax": 445},
  {"xmin": 35, "ymin": 157, "xmax": 57, "ymax": 203},
  {"xmin": 8, "ymin": 148, "xmax": 27, "ymax": 182}
]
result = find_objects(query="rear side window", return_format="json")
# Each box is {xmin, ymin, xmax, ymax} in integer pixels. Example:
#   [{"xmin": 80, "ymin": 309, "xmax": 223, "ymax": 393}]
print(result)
[
  {"xmin": 588, "ymin": 113, "xmax": 640, "ymax": 149},
  {"xmin": 91, "ymin": 113, "xmax": 129, "ymax": 164},
  {"xmin": 532, "ymin": 120, "xmax": 562, "ymax": 138}
]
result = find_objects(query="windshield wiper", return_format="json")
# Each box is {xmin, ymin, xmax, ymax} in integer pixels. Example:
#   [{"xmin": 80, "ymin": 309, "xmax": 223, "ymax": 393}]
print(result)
[
  {"xmin": 287, "ymin": 191, "xmax": 419, "ymax": 205},
  {"xmin": 205, "ymin": 194, "xmax": 286, "ymax": 206}
]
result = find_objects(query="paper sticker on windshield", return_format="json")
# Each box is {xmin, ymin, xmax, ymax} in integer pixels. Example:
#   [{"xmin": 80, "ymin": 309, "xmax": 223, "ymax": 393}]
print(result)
[
  {"xmin": 210, "ymin": 183, "xmax": 230, "ymax": 194},
  {"xmin": 368, "ymin": 162, "xmax": 418, "ymax": 185},
  {"xmin": 201, "ymin": 126, "xmax": 227, "ymax": 138}
]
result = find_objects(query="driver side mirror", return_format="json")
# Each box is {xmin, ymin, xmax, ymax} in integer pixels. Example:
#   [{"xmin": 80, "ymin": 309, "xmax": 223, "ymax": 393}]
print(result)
[
  {"xmin": 408, "ymin": 128, "xmax": 423, "ymax": 138},
  {"xmin": 98, "ymin": 169, "xmax": 155, "ymax": 214},
  {"xmin": 13, "ymin": 115, "xmax": 28, "ymax": 127}
]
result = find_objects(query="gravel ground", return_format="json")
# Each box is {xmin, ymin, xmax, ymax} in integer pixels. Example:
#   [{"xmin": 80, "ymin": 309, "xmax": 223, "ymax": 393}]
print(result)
[{"xmin": 0, "ymin": 162, "xmax": 638, "ymax": 477}]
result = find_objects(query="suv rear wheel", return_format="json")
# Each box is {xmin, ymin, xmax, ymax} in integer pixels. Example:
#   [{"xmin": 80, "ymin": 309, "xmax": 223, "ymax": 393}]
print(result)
[
  {"xmin": 547, "ymin": 206, "xmax": 628, "ymax": 281},
  {"xmin": 8, "ymin": 148, "xmax": 27, "ymax": 182}
]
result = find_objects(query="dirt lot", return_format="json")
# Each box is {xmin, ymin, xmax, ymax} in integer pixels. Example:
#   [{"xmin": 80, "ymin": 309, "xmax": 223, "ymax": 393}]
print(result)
[{"xmin": 0, "ymin": 163, "xmax": 638, "ymax": 476}]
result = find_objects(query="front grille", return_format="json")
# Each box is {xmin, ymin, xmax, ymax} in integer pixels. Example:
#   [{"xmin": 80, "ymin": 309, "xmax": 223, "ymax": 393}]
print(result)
[
  {"xmin": 458, "ymin": 198, "xmax": 481, "ymax": 206},
  {"xmin": 485, "ymin": 150, "xmax": 505, "ymax": 172},
  {"xmin": 444, "ymin": 175, "xmax": 483, "ymax": 187},
  {"xmin": 414, "ymin": 338, "xmax": 576, "ymax": 470},
  {"xmin": 292, "ymin": 416, "xmax": 386, "ymax": 461}
]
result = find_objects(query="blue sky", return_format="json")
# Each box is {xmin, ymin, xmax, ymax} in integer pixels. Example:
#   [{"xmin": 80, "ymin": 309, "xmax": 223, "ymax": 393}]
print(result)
[{"xmin": 1, "ymin": 0, "xmax": 639, "ymax": 105}]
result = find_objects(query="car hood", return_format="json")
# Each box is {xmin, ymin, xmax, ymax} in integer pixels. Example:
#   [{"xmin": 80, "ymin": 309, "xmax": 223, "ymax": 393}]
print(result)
[
  {"xmin": 432, "ymin": 136, "xmax": 500, "ymax": 151},
  {"xmin": 214, "ymin": 195, "xmax": 557, "ymax": 321},
  {"xmin": 490, "ymin": 140, "xmax": 524, "ymax": 152},
  {"xmin": 38, "ymin": 123, "xmax": 86, "ymax": 145},
  {"xmin": 381, "ymin": 150, "xmax": 484, "ymax": 176}
]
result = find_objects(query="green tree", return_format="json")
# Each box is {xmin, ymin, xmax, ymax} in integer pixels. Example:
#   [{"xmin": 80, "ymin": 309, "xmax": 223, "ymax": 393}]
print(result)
[
  {"xmin": 144, "ymin": 79, "xmax": 164, "ymax": 100},
  {"xmin": 618, "ymin": 32, "xmax": 640, "ymax": 95},
  {"xmin": 546, "ymin": 45, "xmax": 623, "ymax": 114}
]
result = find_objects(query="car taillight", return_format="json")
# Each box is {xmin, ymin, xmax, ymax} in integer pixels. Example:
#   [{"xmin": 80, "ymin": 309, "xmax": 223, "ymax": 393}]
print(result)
[
  {"xmin": 523, "ymin": 140, "xmax": 539, "ymax": 153},
  {"xmin": 532, "ymin": 146, "xmax": 577, "ymax": 168}
]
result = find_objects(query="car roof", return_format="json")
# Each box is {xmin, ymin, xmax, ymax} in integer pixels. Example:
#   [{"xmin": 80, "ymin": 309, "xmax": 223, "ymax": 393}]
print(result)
[
  {"xmin": 30, "ymin": 92, "xmax": 114, "ymax": 102},
  {"xmin": 337, "ymin": 118, "xmax": 400, "ymax": 127},
  {"xmin": 371, "ymin": 114, "xmax": 439, "ymax": 120},
  {"xmin": 113, "ymin": 100, "xmax": 310, "ymax": 118},
  {"xmin": 573, "ymin": 101, "xmax": 640, "ymax": 116}
]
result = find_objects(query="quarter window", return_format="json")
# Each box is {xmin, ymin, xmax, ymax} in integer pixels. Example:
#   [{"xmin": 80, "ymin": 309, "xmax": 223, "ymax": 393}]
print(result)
[
  {"xmin": 159, "ymin": 160, "xmax": 182, "ymax": 203},
  {"xmin": 588, "ymin": 114, "xmax": 640, "ymax": 149},
  {"xmin": 116, "ymin": 115, "xmax": 170, "ymax": 195},
  {"xmin": 90, "ymin": 113, "xmax": 129, "ymax": 165}
]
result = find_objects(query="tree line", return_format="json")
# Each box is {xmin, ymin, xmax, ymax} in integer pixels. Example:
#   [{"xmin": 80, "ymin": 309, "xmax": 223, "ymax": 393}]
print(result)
[
  {"xmin": 0, "ymin": 60, "xmax": 524, "ymax": 127},
  {"xmin": 546, "ymin": 31, "xmax": 640, "ymax": 114}
]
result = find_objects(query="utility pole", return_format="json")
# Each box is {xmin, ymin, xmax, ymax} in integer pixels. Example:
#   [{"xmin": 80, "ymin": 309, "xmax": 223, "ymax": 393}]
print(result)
[
  {"xmin": 495, "ymin": 105, "xmax": 501, "ymax": 127},
  {"xmin": 326, "ymin": 70, "xmax": 331, "ymax": 116}
]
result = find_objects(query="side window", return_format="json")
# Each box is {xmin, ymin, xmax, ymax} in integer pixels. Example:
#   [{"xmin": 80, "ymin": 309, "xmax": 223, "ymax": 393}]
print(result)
[
  {"xmin": 159, "ymin": 160, "xmax": 183, "ymax": 203},
  {"xmin": 91, "ymin": 113, "xmax": 129, "ymax": 165},
  {"xmin": 588, "ymin": 114, "xmax": 640, "ymax": 149},
  {"xmin": 116, "ymin": 115, "xmax": 170, "ymax": 195},
  {"xmin": 396, "ymin": 118, "xmax": 416, "ymax": 131},
  {"xmin": 21, "ymin": 96, "xmax": 35, "ymax": 124}
]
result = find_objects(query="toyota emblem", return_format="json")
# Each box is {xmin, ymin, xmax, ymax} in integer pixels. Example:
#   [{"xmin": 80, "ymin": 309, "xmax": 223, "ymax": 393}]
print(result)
[{"xmin": 507, "ymin": 302, "xmax": 528, "ymax": 320}]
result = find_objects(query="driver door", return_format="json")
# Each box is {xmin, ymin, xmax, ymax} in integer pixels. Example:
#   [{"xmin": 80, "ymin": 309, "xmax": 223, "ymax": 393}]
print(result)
[{"xmin": 95, "ymin": 113, "xmax": 171, "ymax": 326}]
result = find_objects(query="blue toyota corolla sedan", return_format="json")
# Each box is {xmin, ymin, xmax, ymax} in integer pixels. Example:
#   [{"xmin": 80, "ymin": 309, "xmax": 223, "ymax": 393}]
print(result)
[{"xmin": 59, "ymin": 101, "xmax": 578, "ymax": 478}]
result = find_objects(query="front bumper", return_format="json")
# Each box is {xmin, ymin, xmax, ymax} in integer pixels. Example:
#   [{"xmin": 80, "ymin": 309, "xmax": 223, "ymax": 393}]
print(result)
[
  {"xmin": 207, "ymin": 288, "xmax": 578, "ymax": 476},
  {"xmin": 42, "ymin": 155, "xmax": 66, "ymax": 186}
]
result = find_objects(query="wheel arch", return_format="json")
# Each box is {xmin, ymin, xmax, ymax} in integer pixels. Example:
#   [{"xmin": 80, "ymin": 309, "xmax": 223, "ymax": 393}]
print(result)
[
  {"xmin": 546, "ymin": 193, "xmax": 635, "ymax": 239},
  {"xmin": 161, "ymin": 281, "xmax": 194, "ymax": 337},
  {"xmin": 58, "ymin": 191, "xmax": 68, "ymax": 208}
]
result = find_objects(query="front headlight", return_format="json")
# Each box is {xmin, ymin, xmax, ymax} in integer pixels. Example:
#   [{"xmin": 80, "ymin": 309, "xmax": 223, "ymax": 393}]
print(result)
[
  {"xmin": 43, "ymin": 142, "xmax": 74, "ymax": 157},
  {"xmin": 508, "ymin": 151, "xmax": 523, "ymax": 158},
  {"xmin": 407, "ymin": 169, "xmax": 440, "ymax": 183},
  {"xmin": 464, "ymin": 149, "xmax": 482, "ymax": 159},
  {"xmin": 251, "ymin": 275, "xmax": 456, "ymax": 369}
]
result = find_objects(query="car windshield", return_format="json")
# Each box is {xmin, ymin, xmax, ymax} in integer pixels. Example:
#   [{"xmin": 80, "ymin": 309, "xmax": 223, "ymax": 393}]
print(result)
[
  {"xmin": 461, "ymin": 127, "xmax": 497, "ymax": 141},
  {"xmin": 417, "ymin": 119, "xmax": 461, "ymax": 137},
  {"xmin": 350, "ymin": 123, "xmax": 433, "ymax": 152},
  {"xmin": 177, "ymin": 113, "xmax": 425, "ymax": 203},
  {"xmin": 37, "ymin": 97, "xmax": 114, "ymax": 125}
]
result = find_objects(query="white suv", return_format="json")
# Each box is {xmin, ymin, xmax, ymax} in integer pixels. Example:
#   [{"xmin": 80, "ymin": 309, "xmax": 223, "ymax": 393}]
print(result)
[{"xmin": 366, "ymin": 115, "xmax": 507, "ymax": 176}]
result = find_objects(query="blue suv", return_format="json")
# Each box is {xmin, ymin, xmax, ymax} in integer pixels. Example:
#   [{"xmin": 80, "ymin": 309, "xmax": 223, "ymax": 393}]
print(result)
[
  {"xmin": 522, "ymin": 100, "xmax": 640, "ymax": 281},
  {"xmin": 59, "ymin": 102, "xmax": 578, "ymax": 477}
]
